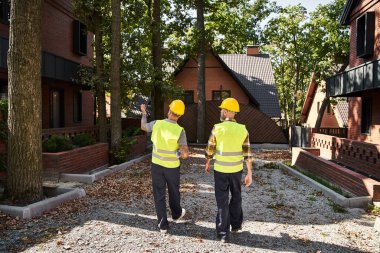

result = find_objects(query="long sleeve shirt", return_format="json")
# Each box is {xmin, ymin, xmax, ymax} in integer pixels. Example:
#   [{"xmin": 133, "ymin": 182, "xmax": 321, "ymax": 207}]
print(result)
[{"xmin": 205, "ymin": 118, "xmax": 253, "ymax": 163}]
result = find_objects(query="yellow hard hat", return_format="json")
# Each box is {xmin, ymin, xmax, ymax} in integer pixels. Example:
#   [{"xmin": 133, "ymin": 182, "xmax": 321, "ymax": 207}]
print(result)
[
  {"xmin": 169, "ymin": 99, "xmax": 185, "ymax": 116},
  {"xmin": 219, "ymin": 97, "xmax": 240, "ymax": 112}
]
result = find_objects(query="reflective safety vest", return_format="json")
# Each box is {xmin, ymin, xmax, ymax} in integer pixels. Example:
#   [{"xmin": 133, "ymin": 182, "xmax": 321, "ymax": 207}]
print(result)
[
  {"xmin": 213, "ymin": 121, "xmax": 248, "ymax": 173},
  {"xmin": 151, "ymin": 120, "xmax": 183, "ymax": 168}
]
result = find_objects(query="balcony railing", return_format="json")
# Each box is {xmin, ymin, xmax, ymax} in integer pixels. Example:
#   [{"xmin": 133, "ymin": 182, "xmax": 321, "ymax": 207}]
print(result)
[
  {"xmin": 317, "ymin": 127, "xmax": 348, "ymax": 138},
  {"xmin": 326, "ymin": 58, "xmax": 380, "ymax": 97}
]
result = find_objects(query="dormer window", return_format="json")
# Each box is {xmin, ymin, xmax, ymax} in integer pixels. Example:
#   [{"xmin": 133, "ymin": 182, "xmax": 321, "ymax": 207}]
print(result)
[{"xmin": 356, "ymin": 12, "xmax": 375, "ymax": 58}]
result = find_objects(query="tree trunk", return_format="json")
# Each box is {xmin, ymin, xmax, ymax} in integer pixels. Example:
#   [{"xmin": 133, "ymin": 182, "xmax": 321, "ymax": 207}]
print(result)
[
  {"xmin": 110, "ymin": 0, "xmax": 122, "ymax": 151},
  {"xmin": 291, "ymin": 65, "xmax": 300, "ymax": 126},
  {"xmin": 315, "ymin": 96, "xmax": 329, "ymax": 131},
  {"xmin": 94, "ymin": 25, "xmax": 107, "ymax": 143},
  {"xmin": 6, "ymin": 0, "xmax": 43, "ymax": 201},
  {"xmin": 151, "ymin": 0, "xmax": 164, "ymax": 119},
  {"xmin": 196, "ymin": 0, "xmax": 206, "ymax": 143}
]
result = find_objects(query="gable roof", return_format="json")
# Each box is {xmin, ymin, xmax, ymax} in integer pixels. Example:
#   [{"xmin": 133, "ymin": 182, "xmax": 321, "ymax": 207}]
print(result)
[
  {"xmin": 300, "ymin": 73, "xmax": 318, "ymax": 123},
  {"xmin": 217, "ymin": 53, "xmax": 281, "ymax": 118},
  {"xmin": 340, "ymin": 0, "xmax": 359, "ymax": 25}
]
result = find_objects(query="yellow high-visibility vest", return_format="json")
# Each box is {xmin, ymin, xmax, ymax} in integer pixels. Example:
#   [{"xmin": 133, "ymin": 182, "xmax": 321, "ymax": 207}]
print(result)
[
  {"xmin": 213, "ymin": 121, "xmax": 248, "ymax": 173},
  {"xmin": 151, "ymin": 120, "xmax": 183, "ymax": 168}
]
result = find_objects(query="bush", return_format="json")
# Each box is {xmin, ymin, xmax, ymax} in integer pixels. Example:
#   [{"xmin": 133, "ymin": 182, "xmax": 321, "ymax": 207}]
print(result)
[
  {"xmin": 72, "ymin": 133, "xmax": 95, "ymax": 147},
  {"xmin": 123, "ymin": 126, "xmax": 142, "ymax": 138},
  {"xmin": 42, "ymin": 135, "xmax": 74, "ymax": 153}
]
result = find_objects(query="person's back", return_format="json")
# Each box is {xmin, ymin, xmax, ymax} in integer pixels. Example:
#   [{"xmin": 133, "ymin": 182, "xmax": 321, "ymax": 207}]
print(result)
[
  {"xmin": 140, "ymin": 100, "xmax": 188, "ymax": 234},
  {"xmin": 204, "ymin": 98, "xmax": 253, "ymax": 243}
]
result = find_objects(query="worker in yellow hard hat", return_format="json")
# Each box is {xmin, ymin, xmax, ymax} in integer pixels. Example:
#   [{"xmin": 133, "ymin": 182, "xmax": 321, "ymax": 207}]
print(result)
[
  {"xmin": 204, "ymin": 97, "xmax": 253, "ymax": 243},
  {"xmin": 140, "ymin": 99, "xmax": 188, "ymax": 233}
]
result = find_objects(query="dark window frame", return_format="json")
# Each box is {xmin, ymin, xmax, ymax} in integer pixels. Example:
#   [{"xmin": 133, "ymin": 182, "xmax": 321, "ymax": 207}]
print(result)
[
  {"xmin": 0, "ymin": 1, "xmax": 10, "ymax": 24},
  {"xmin": 73, "ymin": 20, "xmax": 87, "ymax": 56},
  {"xmin": 356, "ymin": 12, "xmax": 375, "ymax": 58},
  {"xmin": 184, "ymin": 90, "xmax": 194, "ymax": 105},
  {"xmin": 361, "ymin": 97, "xmax": 372, "ymax": 135},
  {"xmin": 73, "ymin": 91, "xmax": 82, "ymax": 123},
  {"xmin": 212, "ymin": 90, "xmax": 231, "ymax": 101}
]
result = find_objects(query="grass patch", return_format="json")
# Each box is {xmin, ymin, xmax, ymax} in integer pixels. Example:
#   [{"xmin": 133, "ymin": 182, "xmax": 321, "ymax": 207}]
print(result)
[
  {"xmin": 367, "ymin": 204, "xmax": 380, "ymax": 216},
  {"xmin": 281, "ymin": 162, "xmax": 352, "ymax": 198},
  {"xmin": 263, "ymin": 162, "xmax": 281, "ymax": 170},
  {"xmin": 307, "ymin": 196, "xmax": 317, "ymax": 202},
  {"xmin": 328, "ymin": 200, "xmax": 347, "ymax": 213}
]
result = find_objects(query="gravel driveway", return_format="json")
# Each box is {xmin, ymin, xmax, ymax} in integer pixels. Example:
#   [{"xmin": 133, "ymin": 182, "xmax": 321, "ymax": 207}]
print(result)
[{"xmin": 0, "ymin": 147, "xmax": 379, "ymax": 252}]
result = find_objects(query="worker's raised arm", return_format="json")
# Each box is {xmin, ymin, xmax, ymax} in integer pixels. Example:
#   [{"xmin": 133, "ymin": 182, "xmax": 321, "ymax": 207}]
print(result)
[{"xmin": 140, "ymin": 104, "xmax": 154, "ymax": 132}]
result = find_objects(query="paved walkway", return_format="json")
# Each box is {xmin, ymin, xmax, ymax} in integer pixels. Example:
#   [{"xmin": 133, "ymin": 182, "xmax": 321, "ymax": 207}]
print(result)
[{"xmin": 0, "ymin": 148, "xmax": 379, "ymax": 252}]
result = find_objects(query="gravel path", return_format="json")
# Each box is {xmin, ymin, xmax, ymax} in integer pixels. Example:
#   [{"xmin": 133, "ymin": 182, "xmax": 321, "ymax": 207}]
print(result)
[{"xmin": 0, "ymin": 147, "xmax": 379, "ymax": 252}]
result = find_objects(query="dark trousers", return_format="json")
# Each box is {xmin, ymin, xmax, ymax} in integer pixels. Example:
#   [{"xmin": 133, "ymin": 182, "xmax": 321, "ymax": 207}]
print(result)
[
  {"xmin": 214, "ymin": 170, "xmax": 243, "ymax": 236},
  {"xmin": 151, "ymin": 163, "xmax": 182, "ymax": 229}
]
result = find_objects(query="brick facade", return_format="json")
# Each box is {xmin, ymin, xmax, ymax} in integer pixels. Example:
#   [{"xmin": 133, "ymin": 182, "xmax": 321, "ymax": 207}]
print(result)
[
  {"xmin": 175, "ymin": 52, "xmax": 250, "ymax": 104},
  {"xmin": 346, "ymin": 0, "xmax": 380, "ymax": 145},
  {"xmin": 0, "ymin": 0, "xmax": 95, "ymax": 129}
]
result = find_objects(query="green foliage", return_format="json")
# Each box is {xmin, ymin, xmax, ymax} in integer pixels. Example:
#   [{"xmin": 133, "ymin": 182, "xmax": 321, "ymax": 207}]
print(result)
[
  {"xmin": 42, "ymin": 135, "xmax": 74, "ymax": 153},
  {"xmin": 123, "ymin": 126, "xmax": 142, "ymax": 137},
  {"xmin": 72, "ymin": 133, "xmax": 96, "ymax": 147},
  {"xmin": 328, "ymin": 199, "xmax": 347, "ymax": 213},
  {"xmin": 262, "ymin": 0, "xmax": 349, "ymax": 126},
  {"xmin": 367, "ymin": 204, "xmax": 380, "ymax": 216}
]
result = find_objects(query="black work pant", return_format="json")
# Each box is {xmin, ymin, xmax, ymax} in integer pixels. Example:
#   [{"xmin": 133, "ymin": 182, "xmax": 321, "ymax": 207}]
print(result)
[
  {"xmin": 151, "ymin": 163, "xmax": 182, "ymax": 230},
  {"xmin": 214, "ymin": 170, "xmax": 243, "ymax": 237}
]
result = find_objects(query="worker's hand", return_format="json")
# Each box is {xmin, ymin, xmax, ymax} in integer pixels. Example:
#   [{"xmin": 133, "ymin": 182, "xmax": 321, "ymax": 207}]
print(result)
[
  {"xmin": 205, "ymin": 159, "xmax": 211, "ymax": 173},
  {"xmin": 140, "ymin": 104, "xmax": 147, "ymax": 114},
  {"xmin": 244, "ymin": 172, "xmax": 252, "ymax": 187}
]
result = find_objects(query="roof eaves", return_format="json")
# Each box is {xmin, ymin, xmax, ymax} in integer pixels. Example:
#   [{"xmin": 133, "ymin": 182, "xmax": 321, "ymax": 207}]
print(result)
[
  {"xmin": 212, "ymin": 52, "xmax": 261, "ymax": 108},
  {"xmin": 339, "ymin": 0, "xmax": 356, "ymax": 26}
]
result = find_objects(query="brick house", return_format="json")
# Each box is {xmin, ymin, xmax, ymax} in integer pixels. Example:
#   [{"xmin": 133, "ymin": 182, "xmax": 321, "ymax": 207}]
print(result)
[
  {"xmin": 0, "ymin": 0, "xmax": 95, "ymax": 130},
  {"xmin": 300, "ymin": 73, "xmax": 349, "ymax": 129},
  {"xmin": 293, "ymin": 0, "xmax": 380, "ymax": 201},
  {"xmin": 175, "ymin": 46, "xmax": 287, "ymax": 143}
]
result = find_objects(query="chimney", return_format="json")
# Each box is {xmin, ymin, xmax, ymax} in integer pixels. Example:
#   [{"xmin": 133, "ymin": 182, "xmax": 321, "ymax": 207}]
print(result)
[{"xmin": 246, "ymin": 45, "xmax": 260, "ymax": 56}]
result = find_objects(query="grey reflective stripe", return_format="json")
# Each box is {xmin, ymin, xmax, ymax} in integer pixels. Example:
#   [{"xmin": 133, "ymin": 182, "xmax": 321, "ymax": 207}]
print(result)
[
  {"xmin": 214, "ymin": 160, "xmax": 243, "ymax": 166},
  {"xmin": 153, "ymin": 145, "xmax": 177, "ymax": 155},
  {"xmin": 152, "ymin": 153, "xmax": 179, "ymax": 162},
  {"xmin": 216, "ymin": 150, "xmax": 243, "ymax": 156}
]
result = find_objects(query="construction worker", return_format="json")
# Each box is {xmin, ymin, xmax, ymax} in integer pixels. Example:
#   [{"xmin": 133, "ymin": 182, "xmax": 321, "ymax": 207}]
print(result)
[
  {"xmin": 140, "ymin": 100, "xmax": 189, "ymax": 233},
  {"xmin": 205, "ymin": 97, "xmax": 253, "ymax": 243}
]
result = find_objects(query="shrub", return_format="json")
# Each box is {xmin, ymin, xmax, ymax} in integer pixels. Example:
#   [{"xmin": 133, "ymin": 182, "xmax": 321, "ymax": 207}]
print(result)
[
  {"xmin": 42, "ymin": 135, "xmax": 74, "ymax": 153},
  {"xmin": 123, "ymin": 126, "xmax": 142, "ymax": 138},
  {"xmin": 111, "ymin": 135, "xmax": 138, "ymax": 164},
  {"xmin": 72, "ymin": 133, "xmax": 95, "ymax": 147}
]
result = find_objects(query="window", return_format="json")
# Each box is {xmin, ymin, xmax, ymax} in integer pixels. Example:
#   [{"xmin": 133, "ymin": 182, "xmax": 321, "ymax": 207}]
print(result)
[
  {"xmin": 184, "ymin": 90, "xmax": 194, "ymax": 105},
  {"xmin": 0, "ymin": 1, "xmax": 10, "ymax": 24},
  {"xmin": 73, "ymin": 92, "xmax": 82, "ymax": 122},
  {"xmin": 73, "ymin": 20, "xmax": 87, "ymax": 56},
  {"xmin": 356, "ymin": 12, "xmax": 375, "ymax": 58},
  {"xmin": 212, "ymin": 90, "xmax": 231, "ymax": 101},
  {"xmin": 361, "ymin": 97, "xmax": 372, "ymax": 134}
]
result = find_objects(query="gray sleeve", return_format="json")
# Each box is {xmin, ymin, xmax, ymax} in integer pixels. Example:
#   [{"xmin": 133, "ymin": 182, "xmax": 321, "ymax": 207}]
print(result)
[
  {"xmin": 178, "ymin": 130, "xmax": 187, "ymax": 146},
  {"xmin": 141, "ymin": 114, "xmax": 155, "ymax": 133}
]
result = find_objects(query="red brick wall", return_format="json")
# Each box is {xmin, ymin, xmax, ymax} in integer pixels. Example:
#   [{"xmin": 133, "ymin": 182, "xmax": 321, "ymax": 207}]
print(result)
[
  {"xmin": 347, "ymin": 89, "xmax": 380, "ymax": 144},
  {"xmin": 312, "ymin": 133, "xmax": 380, "ymax": 179},
  {"xmin": 42, "ymin": 0, "xmax": 93, "ymax": 65},
  {"xmin": 43, "ymin": 143, "xmax": 108, "ymax": 174},
  {"xmin": 42, "ymin": 78, "xmax": 94, "ymax": 129},
  {"xmin": 348, "ymin": 0, "xmax": 380, "ymax": 68},
  {"xmin": 175, "ymin": 52, "xmax": 250, "ymax": 104},
  {"xmin": 294, "ymin": 150, "xmax": 380, "ymax": 197}
]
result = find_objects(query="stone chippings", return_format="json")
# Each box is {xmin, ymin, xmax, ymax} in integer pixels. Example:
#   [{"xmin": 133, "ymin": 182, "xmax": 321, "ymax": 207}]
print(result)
[{"xmin": 0, "ymin": 148, "xmax": 379, "ymax": 253}]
